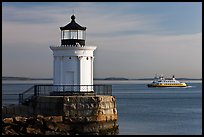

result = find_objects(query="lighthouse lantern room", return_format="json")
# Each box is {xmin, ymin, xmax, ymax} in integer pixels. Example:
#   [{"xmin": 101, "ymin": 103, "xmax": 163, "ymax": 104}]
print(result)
[
  {"xmin": 60, "ymin": 15, "xmax": 86, "ymax": 46},
  {"xmin": 50, "ymin": 14, "xmax": 96, "ymax": 90}
]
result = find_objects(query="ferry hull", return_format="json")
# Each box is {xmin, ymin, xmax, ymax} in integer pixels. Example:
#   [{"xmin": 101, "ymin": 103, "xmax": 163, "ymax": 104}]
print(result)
[{"xmin": 147, "ymin": 84, "xmax": 187, "ymax": 87}]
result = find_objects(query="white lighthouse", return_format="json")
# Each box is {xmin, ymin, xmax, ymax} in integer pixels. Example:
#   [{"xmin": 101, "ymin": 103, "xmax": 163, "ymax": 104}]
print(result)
[{"xmin": 50, "ymin": 15, "xmax": 96, "ymax": 90}]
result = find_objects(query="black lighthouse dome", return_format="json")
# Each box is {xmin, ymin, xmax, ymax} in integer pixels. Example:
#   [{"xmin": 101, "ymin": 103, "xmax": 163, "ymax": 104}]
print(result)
[{"xmin": 60, "ymin": 15, "xmax": 86, "ymax": 46}]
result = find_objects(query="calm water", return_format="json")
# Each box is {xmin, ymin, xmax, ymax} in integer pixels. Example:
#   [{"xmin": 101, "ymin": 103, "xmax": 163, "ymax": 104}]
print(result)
[{"xmin": 2, "ymin": 80, "xmax": 202, "ymax": 135}]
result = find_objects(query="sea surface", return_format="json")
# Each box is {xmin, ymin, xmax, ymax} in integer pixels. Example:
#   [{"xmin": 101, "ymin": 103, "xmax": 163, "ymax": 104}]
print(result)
[{"xmin": 2, "ymin": 80, "xmax": 202, "ymax": 135}]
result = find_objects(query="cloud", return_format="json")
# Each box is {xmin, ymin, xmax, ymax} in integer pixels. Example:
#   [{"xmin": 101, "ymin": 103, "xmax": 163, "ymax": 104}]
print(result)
[
  {"xmin": 2, "ymin": 2, "xmax": 202, "ymax": 78},
  {"xmin": 93, "ymin": 32, "xmax": 202, "ymax": 78}
]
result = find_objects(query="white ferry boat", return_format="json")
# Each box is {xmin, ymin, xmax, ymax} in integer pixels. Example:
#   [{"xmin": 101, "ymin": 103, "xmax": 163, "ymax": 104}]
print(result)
[{"xmin": 147, "ymin": 75, "xmax": 187, "ymax": 87}]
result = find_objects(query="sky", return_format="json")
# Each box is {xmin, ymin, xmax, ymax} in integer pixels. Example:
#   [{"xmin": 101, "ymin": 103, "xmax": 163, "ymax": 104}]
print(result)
[{"xmin": 2, "ymin": 2, "xmax": 202, "ymax": 79}]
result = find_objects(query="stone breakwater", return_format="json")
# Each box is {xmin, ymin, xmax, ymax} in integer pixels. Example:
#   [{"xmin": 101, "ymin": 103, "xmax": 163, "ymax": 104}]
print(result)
[
  {"xmin": 2, "ymin": 115, "xmax": 118, "ymax": 135},
  {"xmin": 2, "ymin": 95, "xmax": 119, "ymax": 135},
  {"xmin": 2, "ymin": 115, "xmax": 70, "ymax": 135}
]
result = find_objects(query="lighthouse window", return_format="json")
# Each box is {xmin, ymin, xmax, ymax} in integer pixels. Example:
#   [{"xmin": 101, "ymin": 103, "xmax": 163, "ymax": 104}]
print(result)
[
  {"xmin": 86, "ymin": 57, "xmax": 89, "ymax": 60},
  {"xmin": 65, "ymin": 31, "xmax": 69, "ymax": 39},
  {"xmin": 78, "ymin": 31, "xmax": 82, "ymax": 39},
  {"xmin": 71, "ymin": 30, "xmax": 78, "ymax": 39},
  {"xmin": 61, "ymin": 30, "xmax": 69, "ymax": 39},
  {"xmin": 77, "ymin": 30, "xmax": 85, "ymax": 39}
]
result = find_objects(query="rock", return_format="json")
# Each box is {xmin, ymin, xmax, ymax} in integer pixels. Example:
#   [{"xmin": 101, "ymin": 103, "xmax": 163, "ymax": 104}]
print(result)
[
  {"xmin": 36, "ymin": 114, "xmax": 44, "ymax": 119},
  {"xmin": 3, "ymin": 117, "xmax": 13, "ymax": 123},
  {"xmin": 3, "ymin": 126, "xmax": 19, "ymax": 135},
  {"xmin": 45, "ymin": 130, "xmax": 61, "ymax": 135},
  {"xmin": 7, "ymin": 129, "xmax": 19, "ymax": 135},
  {"xmin": 56, "ymin": 123, "xmax": 70, "ymax": 132},
  {"xmin": 33, "ymin": 118, "xmax": 44, "ymax": 129},
  {"xmin": 26, "ymin": 127, "xmax": 42, "ymax": 134},
  {"xmin": 14, "ymin": 116, "xmax": 27, "ymax": 122},
  {"xmin": 51, "ymin": 116, "xmax": 63, "ymax": 123},
  {"xmin": 46, "ymin": 121, "xmax": 58, "ymax": 131},
  {"xmin": 26, "ymin": 117, "xmax": 36, "ymax": 125},
  {"xmin": 13, "ymin": 117, "xmax": 28, "ymax": 128}
]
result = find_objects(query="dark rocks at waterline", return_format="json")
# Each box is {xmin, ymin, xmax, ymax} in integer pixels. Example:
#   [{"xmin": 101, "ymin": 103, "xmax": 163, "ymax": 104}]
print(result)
[
  {"xmin": 2, "ymin": 115, "xmax": 68, "ymax": 135},
  {"xmin": 2, "ymin": 115, "xmax": 119, "ymax": 135}
]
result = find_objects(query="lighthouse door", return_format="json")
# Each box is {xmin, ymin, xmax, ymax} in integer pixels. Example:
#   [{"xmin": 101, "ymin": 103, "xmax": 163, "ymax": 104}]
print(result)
[{"xmin": 65, "ymin": 71, "xmax": 74, "ymax": 85}]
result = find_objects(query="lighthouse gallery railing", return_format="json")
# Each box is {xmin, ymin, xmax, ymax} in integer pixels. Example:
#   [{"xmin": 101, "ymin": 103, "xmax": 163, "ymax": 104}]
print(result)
[{"xmin": 19, "ymin": 84, "xmax": 112, "ymax": 104}]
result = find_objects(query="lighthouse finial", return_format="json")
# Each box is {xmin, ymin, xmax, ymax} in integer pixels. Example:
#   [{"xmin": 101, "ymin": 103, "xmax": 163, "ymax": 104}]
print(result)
[
  {"xmin": 71, "ymin": 9, "xmax": 76, "ymax": 21},
  {"xmin": 73, "ymin": 9, "xmax": 75, "ymax": 15}
]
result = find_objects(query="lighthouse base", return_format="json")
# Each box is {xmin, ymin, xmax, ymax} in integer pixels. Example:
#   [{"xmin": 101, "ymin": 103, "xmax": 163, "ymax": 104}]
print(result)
[{"xmin": 2, "ymin": 95, "xmax": 118, "ymax": 135}]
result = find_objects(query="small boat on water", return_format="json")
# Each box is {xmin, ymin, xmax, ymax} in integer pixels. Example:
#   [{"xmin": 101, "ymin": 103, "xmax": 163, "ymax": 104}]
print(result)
[{"xmin": 147, "ymin": 75, "xmax": 187, "ymax": 87}]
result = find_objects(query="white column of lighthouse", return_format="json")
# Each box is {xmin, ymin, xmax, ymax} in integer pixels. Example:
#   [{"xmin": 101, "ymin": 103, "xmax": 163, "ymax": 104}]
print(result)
[
  {"xmin": 53, "ymin": 56, "xmax": 57, "ymax": 85},
  {"xmin": 54, "ymin": 56, "xmax": 60, "ymax": 85},
  {"xmin": 78, "ymin": 56, "xmax": 84, "ymax": 91},
  {"xmin": 91, "ymin": 56, "xmax": 94, "ymax": 91},
  {"xmin": 91, "ymin": 56, "xmax": 94, "ymax": 85},
  {"xmin": 60, "ymin": 56, "xmax": 64, "ymax": 85},
  {"xmin": 78, "ymin": 56, "xmax": 83, "ymax": 85}
]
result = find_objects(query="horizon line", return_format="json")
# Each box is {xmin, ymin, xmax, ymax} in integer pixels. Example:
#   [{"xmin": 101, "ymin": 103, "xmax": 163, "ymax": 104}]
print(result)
[{"xmin": 2, "ymin": 76, "xmax": 202, "ymax": 80}]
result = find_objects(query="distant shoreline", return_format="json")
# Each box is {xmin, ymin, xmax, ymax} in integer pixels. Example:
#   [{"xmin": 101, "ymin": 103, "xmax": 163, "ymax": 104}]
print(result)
[{"xmin": 2, "ymin": 76, "xmax": 202, "ymax": 81}]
